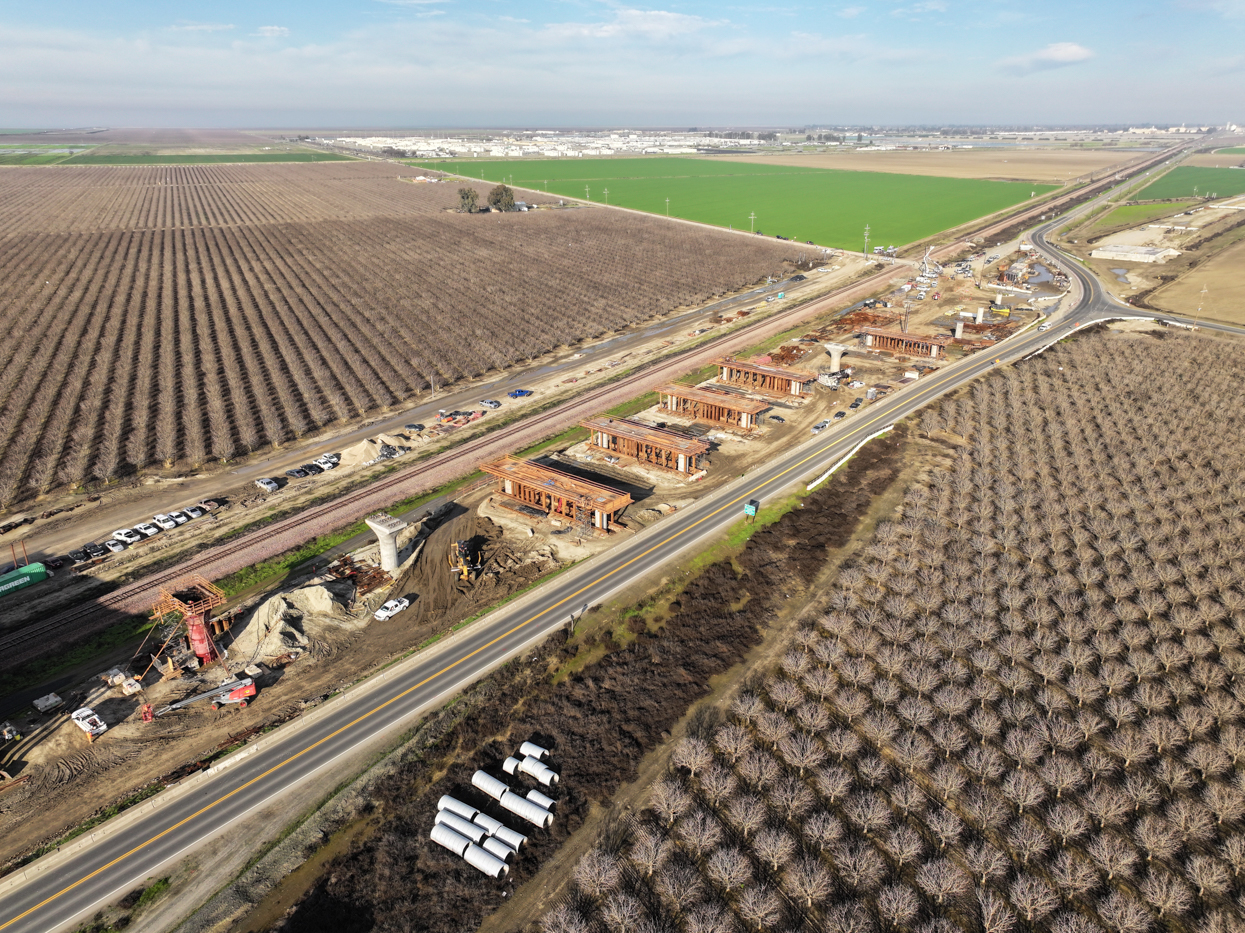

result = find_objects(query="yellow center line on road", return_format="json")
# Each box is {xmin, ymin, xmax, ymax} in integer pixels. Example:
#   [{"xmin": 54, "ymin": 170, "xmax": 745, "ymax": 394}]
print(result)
[{"xmin": 0, "ymin": 335, "xmax": 1006, "ymax": 931}]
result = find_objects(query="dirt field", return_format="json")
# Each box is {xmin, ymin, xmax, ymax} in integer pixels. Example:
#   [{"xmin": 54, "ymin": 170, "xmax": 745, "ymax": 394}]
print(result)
[
  {"xmin": 0, "ymin": 162, "xmax": 797, "ymax": 506},
  {"xmin": 1150, "ymin": 235, "xmax": 1245, "ymax": 324},
  {"xmin": 1183, "ymin": 152, "xmax": 1245, "ymax": 168},
  {"xmin": 706, "ymin": 148, "xmax": 1137, "ymax": 183}
]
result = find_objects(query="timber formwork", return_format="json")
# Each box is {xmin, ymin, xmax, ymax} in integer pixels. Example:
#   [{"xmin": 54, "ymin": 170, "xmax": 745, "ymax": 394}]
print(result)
[
  {"xmin": 482, "ymin": 457, "xmax": 632, "ymax": 531},
  {"xmin": 714, "ymin": 357, "xmax": 815, "ymax": 397},
  {"xmin": 581, "ymin": 417, "xmax": 710, "ymax": 476},
  {"xmin": 657, "ymin": 384, "xmax": 768, "ymax": 430},
  {"xmin": 860, "ymin": 327, "xmax": 954, "ymax": 359}
]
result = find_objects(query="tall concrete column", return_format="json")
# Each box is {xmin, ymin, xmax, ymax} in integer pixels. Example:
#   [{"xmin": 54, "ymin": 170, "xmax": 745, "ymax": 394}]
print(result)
[
  {"xmin": 366, "ymin": 513, "xmax": 409, "ymax": 573},
  {"xmin": 824, "ymin": 343, "xmax": 849, "ymax": 371},
  {"xmin": 955, "ymin": 321, "xmax": 964, "ymax": 339},
  {"xmin": 975, "ymin": 307, "xmax": 985, "ymax": 324}
]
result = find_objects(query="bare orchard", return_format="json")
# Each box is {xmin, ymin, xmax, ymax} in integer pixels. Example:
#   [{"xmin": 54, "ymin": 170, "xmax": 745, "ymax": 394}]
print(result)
[
  {"xmin": 549, "ymin": 329, "xmax": 1245, "ymax": 933},
  {"xmin": 0, "ymin": 163, "xmax": 797, "ymax": 505}
]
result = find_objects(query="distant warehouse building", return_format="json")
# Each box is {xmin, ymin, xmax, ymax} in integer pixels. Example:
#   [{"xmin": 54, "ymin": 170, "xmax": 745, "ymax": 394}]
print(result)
[{"xmin": 1089, "ymin": 244, "xmax": 1181, "ymax": 264}]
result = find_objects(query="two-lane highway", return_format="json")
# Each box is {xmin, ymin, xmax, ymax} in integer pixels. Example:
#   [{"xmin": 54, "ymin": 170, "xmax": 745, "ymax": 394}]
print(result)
[{"xmin": 5, "ymin": 169, "xmax": 1243, "ymax": 933}]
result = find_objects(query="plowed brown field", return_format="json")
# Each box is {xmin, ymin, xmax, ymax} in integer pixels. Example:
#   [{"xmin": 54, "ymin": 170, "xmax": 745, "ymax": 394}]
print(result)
[{"xmin": 0, "ymin": 163, "xmax": 796, "ymax": 505}]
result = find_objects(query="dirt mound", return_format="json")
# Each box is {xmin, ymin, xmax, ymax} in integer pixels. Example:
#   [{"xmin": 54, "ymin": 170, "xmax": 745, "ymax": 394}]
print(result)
[
  {"xmin": 336, "ymin": 433, "xmax": 418, "ymax": 469},
  {"xmin": 228, "ymin": 580, "xmax": 360, "ymax": 663}
]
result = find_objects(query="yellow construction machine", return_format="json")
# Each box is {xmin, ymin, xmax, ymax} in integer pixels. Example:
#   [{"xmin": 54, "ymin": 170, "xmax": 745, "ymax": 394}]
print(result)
[{"xmin": 449, "ymin": 539, "xmax": 480, "ymax": 582}]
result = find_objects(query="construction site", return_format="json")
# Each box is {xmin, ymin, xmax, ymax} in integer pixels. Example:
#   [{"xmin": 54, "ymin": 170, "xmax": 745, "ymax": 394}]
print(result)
[{"xmin": 0, "ymin": 240, "xmax": 1049, "ymax": 873}]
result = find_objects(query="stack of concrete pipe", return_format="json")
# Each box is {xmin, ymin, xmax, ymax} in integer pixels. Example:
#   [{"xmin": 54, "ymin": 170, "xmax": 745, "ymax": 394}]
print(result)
[
  {"xmin": 472, "ymin": 770, "xmax": 555, "ymax": 828},
  {"xmin": 430, "ymin": 741, "xmax": 559, "ymax": 877}
]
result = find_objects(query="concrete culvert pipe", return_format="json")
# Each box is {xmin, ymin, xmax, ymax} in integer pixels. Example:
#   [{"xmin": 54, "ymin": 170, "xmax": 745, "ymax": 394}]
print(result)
[
  {"xmin": 471, "ymin": 811, "xmax": 504, "ymax": 835},
  {"xmin": 434, "ymin": 810, "xmax": 486, "ymax": 844},
  {"xmin": 527, "ymin": 789, "xmax": 557, "ymax": 811},
  {"xmin": 494, "ymin": 823, "xmax": 529, "ymax": 851},
  {"xmin": 502, "ymin": 756, "xmax": 521, "ymax": 776},
  {"xmin": 437, "ymin": 795, "xmax": 479, "ymax": 820},
  {"xmin": 519, "ymin": 755, "xmax": 560, "ymax": 786},
  {"xmin": 464, "ymin": 844, "xmax": 509, "ymax": 878},
  {"xmin": 519, "ymin": 741, "xmax": 550, "ymax": 762},
  {"xmin": 482, "ymin": 836, "xmax": 516, "ymax": 862},
  {"xmin": 430, "ymin": 823, "xmax": 472, "ymax": 857},
  {"xmin": 472, "ymin": 770, "xmax": 510, "ymax": 801},
  {"xmin": 499, "ymin": 791, "xmax": 553, "ymax": 828}
]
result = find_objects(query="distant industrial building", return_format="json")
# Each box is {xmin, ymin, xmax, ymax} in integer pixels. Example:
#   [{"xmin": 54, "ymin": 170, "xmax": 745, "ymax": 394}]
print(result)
[{"xmin": 1089, "ymin": 244, "xmax": 1181, "ymax": 264}]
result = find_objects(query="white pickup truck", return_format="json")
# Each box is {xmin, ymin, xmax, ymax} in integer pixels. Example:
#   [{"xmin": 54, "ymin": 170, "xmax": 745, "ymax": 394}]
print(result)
[{"xmin": 71, "ymin": 707, "xmax": 108, "ymax": 742}]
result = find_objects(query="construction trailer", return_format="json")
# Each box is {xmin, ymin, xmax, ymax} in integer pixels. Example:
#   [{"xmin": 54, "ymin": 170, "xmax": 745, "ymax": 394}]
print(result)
[
  {"xmin": 580, "ymin": 417, "xmax": 710, "ymax": 476},
  {"xmin": 482, "ymin": 457, "xmax": 631, "ymax": 532},
  {"xmin": 150, "ymin": 576, "xmax": 227, "ymax": 667},
  {"xmin": 656, "ymin": 384, "xmax": 768, "ymax": 431},
  {"xmin": 860, "ymin": 327, "xmax": 955, "ymax": 360},
  {"xmin": 714, "ymin": 357, "xmax": 816, "ymax": 398}
]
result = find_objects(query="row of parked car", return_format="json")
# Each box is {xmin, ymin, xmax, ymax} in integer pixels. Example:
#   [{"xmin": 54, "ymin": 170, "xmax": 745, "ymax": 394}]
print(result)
[
  {"xmin": 68, "ymin": 500, "xmax": 222, "ymax": 564},
  {"xmin": 255, "ymin": 452, "xmax": 341, "ymax": 493}
]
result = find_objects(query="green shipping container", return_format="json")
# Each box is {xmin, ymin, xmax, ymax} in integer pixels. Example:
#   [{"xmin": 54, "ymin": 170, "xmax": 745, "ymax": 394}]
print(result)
[{"xmin": 0, "ymin": 562, "xmax": 49, "ymax": 600}]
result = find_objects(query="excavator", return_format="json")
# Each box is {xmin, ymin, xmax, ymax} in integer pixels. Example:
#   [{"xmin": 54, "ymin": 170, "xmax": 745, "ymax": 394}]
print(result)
[{"xmin": 449, "ymin": 539, "xmax": 481, "ymax": 582}]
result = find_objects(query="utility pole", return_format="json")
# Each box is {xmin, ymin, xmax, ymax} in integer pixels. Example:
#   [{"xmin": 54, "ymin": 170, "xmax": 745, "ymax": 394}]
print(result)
[
  {"xmin": 1195, "ymin": 284, "xmax": 1208, "ymax": 329},
  {"xmin": 603, "ymin": 187, "xmax": 609, "ymax": 205},
  {"xmin": 863, "ymin": 223, "xmax": 870, "ymax": 258},
  {"xmin": 585, "ymin": 185, "xmax": 590, "ymax": 201},
  {"xmin": 749, "ymin": 211, "xmax": 756, "ymax": 232},
  {"xmin": 666, "ymin": 197, "xmax": 670, "ymax": 217}
]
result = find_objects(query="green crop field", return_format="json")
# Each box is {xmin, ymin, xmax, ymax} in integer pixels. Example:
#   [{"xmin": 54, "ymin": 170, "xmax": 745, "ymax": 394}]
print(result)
[
  {"xmin": 1137, "ymin": 166, "xmax": 1245, "ymax": 200},
  {"xmin": 1215, "ymin": 147, "xmax": 1245, "ymax": 155},
  {"xmin": 411, "ymin": 157, "xmax": 1055, "ymax": 250},
  {"xmin": 1091, "ymin": 200, "xmax": 1197, "ymax": 230},
  {"xmin": 61, "ymin": 151, "xmax": 353, "ymax": 165}
]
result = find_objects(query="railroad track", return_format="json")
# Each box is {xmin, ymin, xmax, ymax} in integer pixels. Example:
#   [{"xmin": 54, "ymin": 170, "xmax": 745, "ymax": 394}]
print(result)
[{"xmin": 0, "ymin": 146, "xmax": 1182, "ymax": 670}]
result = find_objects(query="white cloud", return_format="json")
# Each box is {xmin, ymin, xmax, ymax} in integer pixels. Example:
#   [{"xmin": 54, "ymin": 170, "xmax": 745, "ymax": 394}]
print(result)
[
  {"xmin": 891, "ymin": 1, "xmax": 947, "ymax": 17},
  {"xmin": 544, "ymin": 9, "xmax": 721, "ymax": 42},
  {"xmin": 997, "ymin": 41, "xmax": 1093, "ymax": 75},
  {"xmin": 252, "ymin": 26, "xmax": 290, "ymax": 38},
  {"xmin": 837, "ymin": 6, "xmax": 864, "ymax": 17},
  {"xmin": 374, "ymin": 0, "xmax": 451, "ymax": 5},
  {"xmin": 169, "ymin": 22, "xmax": 235, "ymax": 33}
]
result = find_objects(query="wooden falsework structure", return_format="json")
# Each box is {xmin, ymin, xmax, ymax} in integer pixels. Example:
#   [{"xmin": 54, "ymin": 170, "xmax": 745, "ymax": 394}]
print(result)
[
  {"xmin": 860, "ymin": 327, "xmax": 954, "ymax": 359},
  {"xmin": 657, "ymin": 384, "xmax": 768, "ymax": 430},
  {"xmin": 482, "ymin": 457, "xmax": 632, "ymax": 531},
  {"xmin": 714, "ymin": 357, "xmax": 815, "ymax": 397},
  {"xmin": 581, "ymin": 417, "xmax": 710, "ymax": 476}
]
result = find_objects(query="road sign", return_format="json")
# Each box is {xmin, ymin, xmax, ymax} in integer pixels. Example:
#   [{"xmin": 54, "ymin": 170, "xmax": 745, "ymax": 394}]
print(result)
[{"xmin": 744, "ymin": 500, "xmax": 759, "ymax": 517}]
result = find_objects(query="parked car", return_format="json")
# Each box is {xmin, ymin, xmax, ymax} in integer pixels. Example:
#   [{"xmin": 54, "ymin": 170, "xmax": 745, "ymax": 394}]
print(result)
[
  {"xmin": 301, "ymin": 463, "xmax": 324, "ymax": 475},
  {"xmin": 199, "ymin": 499, "xmax": 222, "ymax": 511},
  {"xmin": 791, "ymin": 274, "xmax": 807, "ymax": 281},
  {"xmin": 374, "ymin": 597, "xmax": 411, "ymax": 621},
  {"xmin": 68, "ymin": 548, "xmax": 88, "ymax": 564},
  {"xmin": 113, "ymin": 528, "xmax": 143, "ymax": 545},
  {"xmin": 285, "ymin": 468, "xmax": 308, "ymax": 479},
  {"xmin": 83, "ymin": 542, "xmax": 108, "ymax": 559},
  {"xmin": 404, "ymin": 423, "xmax": 424, "ymax": 431},
  {"xmin": 812, "ymin": 419, "xmax": 831, "ymax": 434},
  {"xmin": 850, "ymin": 398, "xmax": 863, "ymax": 409},
  {"xmin": 833, "ymin": 411, "xmax": 847, "ymax": 420},
  {"xmin": 254, "ymin": 478, "xmax": 279, "ymax": 493},
  {"xmin": 480, "ymin": 399, "xmax": 502, "ymax": 410},
  {"xmin": 104, "ymin": 540, "xmax": 126, "ymax": 554},
  {"xmin": 322, "ymin": 453, "xmax": 341, "ymax": 464},
  {"xmin": 183, "ymin": 505, "xmax": 205, "ymax": 519},
  {"xmin": 507, "ymin": 389, "xmax": 533, "ymax": 398},
  {"xmin": 134, "ymin": 522, "xmax": 160, "ymax": 537},
  {"xmin": 770, "ymin": 415, "xmax": 785, "ymax": 423},
  {"xmin": 152, "ymin": 514, "xmax": 177, "ymax": 531},
  {"xmin": 313, "ymin": 457, "xmax": 337, "ymax": 471},
  {"xmin": 167, "ymin": 510, "xmax": 189, "ymax": 525},
  {"xmin": 1037, "ymin": 322, "xmax": 1050, "ymax": 331}
]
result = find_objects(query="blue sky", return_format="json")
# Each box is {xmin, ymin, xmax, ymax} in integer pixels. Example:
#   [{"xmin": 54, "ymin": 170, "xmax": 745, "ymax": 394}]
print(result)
[{"xmin": 0, "ymin": 1, "xmax": 1242, "ymax": 127}]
